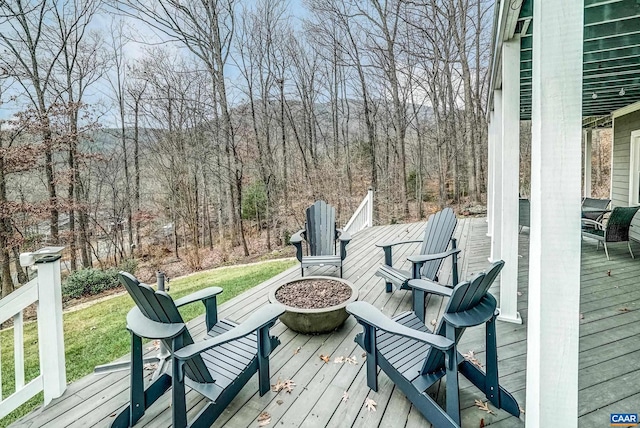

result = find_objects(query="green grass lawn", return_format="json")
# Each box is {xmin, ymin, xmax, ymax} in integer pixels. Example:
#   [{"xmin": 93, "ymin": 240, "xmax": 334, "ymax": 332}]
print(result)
[{"xmin": 0, "ymin": 259, "xmax": 295, "ymax": 427}]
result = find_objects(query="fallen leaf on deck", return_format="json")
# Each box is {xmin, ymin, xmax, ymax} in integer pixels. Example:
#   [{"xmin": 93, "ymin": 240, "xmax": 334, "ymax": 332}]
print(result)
[
  {"xmin": 479, "ymin": 418, "xmax": 485, "ymax": 428},
  {"xmin": 283, "ymin": 379, "xmax": 295, "ymax": 393},
  {"xmin": 362, "ymin": 352, "xmax": 366, "ymax": 358},
  {"xmin": 320, "ymin": 354, "xmax": 330, "ymax": 363},
  {"xmin": 463, "ymin": 351, "xmax": 483, "ymax": 369},
  {"xmin": 147, "ymin": 340, "xmax": 160, "ymax": 352},
  {"xmin": 276, "ymin": 399, "xmax": 284, "ymax": 405},
  {"xmin": 257, "ymin": 411, "xmax": 271, "ymax": 426},
  {"xmin": 345, "ymin": 356, "xmax": 358, "ymax": 365},
  {"xmin": 607, "ymin": 270, "xmax": 611, "ymax": 276},
  {"xmin": 334, "ymin": 356, "xmax": 345, "ymax": 364},
  {"xmin": 519, "ymin": 406, "xmax": 525, "ymax": 414},
  {"xmin": 619, "ymin": 307, "xmax": 630, "ymax": 312},
  {"xmin": 364, "ymin": 398, "xmax": 377, "ymax": 412},
  {"xmin": 271, "ymin": 378, "xmax": 295, "ymax": 393},
  {"xmin": 342, "ymin": 391, "xmax": 349, "ymax": 402},
  {"xmin": 517, "ymin": 291, "xmax": 522, "ymax": 296},
  {"xmin": 294, "ymin": 347, "xmax": 301, "ymax": 355},
  {"xmin": 474, "ymin": 399, "xmax": 496, "ymax": 415},
  {"xmin": 143, "ymin": 363, "xmax": 158, "ymax": 371},
  {"xmin": 430, "ymin": 319, "xmax": 437, "ymax": 327},
  {"xmin": 580, "ymin": 313, "xmax": 585, "ymax": 319}
]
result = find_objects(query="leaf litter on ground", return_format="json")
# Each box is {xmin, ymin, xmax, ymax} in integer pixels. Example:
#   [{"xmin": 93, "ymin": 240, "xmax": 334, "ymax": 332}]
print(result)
[{"xmin": 320, "ymin": 354, "xmax": 330, "ymax": 363}]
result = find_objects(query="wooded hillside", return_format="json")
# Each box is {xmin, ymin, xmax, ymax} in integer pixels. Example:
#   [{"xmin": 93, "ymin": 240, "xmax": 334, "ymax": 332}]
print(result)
[{"xmin": 0, "ymin": 0, "xmax": 496, "ymax": 296}]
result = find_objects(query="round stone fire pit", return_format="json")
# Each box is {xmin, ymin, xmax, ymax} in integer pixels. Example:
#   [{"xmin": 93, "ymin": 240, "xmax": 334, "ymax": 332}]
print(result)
[{"xmin": 268, "ymin": 276, "xmax": 358, "ymax": 334}]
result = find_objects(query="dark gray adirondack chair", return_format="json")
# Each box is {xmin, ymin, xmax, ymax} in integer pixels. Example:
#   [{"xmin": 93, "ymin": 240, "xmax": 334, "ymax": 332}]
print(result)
[
  {"xmin": 111, "ymin": 272, "xmax": 285, "ymax": 428},
  {"xmin": 582, "ymin": 205, "xmax": 640, "ymax": 260},
  {"xmin": 348, "ymin": 261, "xmax": 520, "ymax": 428},
  {"xmin": 290, "ymin": 200, "xmax": 351, "ymax": 277},
  {"xmin": 375, "ymin": 207, "xmax": 459, "ymax": 293}
]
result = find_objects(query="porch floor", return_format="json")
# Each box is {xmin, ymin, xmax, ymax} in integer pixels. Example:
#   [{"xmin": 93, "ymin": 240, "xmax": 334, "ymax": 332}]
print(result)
[{"xmin": 11, "ymin": 218, "xmax": 640, "ymax": 427}]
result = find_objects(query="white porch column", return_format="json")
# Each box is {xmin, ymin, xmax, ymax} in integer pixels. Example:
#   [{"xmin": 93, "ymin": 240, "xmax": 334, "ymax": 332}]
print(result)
[
  {"xmin": 584, "ymin": 130, "xmax": 592, "ymax": 197},
  {"xmin": 498, "ymin": 37, "xmax": 522, "ymax": 324},
  {"xmin": 36, "ymin": 254, "xmax": 67, "ymax": 404},
  {"xmin": 525, "ymin": 0, "xmax": 583, "ymax": 426},
  {"xmin": 487, "ymin": 112, "xmax": 494, "ymax": 237},
  {"xmin": 490, "ymin": 91, "xmax": 503, "ymax": 262}
]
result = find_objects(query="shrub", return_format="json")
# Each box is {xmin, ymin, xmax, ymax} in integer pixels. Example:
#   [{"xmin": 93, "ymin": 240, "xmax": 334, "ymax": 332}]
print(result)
[
  {"xmin": 63, "ymin": 268, "xmax": 120, "ymax": 299},
  {"xmin": 118, "ymin": 258, "xmax": 138, "ymax": 275}
]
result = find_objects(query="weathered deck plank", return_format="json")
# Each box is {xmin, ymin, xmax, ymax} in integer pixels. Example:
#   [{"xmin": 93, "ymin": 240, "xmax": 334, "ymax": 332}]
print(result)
[{"xmin": 10, "ymin": 216, "xmax": 640, "ymax": 428}]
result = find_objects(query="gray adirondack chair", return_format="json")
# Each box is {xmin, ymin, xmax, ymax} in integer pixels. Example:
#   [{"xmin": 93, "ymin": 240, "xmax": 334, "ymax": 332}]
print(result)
[
  {"xmin": 582, "ymin": 205, "xmax": 640, "ymax": 260},
  {"xmin": 375, "ymin": 207, "xmax": 459, "ymax": 293},
  {"xmin": 347, "ymin": 261, "xmax": 520, "ymax": 427},
  {"xmin": 290, "ymin": 200, "xmax": 351, "ymax": 277},
  {"xmin": 111, "ymin": 272, "xmax": 285, "ymax": 428}
]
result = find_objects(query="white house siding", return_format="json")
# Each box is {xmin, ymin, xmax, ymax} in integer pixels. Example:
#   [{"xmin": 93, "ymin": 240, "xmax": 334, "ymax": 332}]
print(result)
[{"xmin": 611, "ymin": 109, "xmax": 640, "ymax": 241}]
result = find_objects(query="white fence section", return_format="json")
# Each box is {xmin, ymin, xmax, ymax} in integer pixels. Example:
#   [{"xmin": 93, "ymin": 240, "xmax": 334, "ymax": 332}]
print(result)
[
  {"xmin": 343, "ymin": 188, "xmax": 374, "ymax": 235},
  {"xmin": 0, "ymin": 248, "xmax": 66, "ymax": 419}
]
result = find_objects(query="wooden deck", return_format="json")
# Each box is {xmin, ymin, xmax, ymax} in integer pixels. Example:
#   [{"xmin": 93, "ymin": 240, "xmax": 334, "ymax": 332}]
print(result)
[{"xmin": 11, "ymin": 217, "xmax": 640, "ymax": 427}]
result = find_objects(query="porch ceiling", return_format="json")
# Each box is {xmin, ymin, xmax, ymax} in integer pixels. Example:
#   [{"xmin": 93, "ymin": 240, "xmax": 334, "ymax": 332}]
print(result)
[{"xmin": 516, "ymin": 0, "xmax": 640, "ymax": 120}]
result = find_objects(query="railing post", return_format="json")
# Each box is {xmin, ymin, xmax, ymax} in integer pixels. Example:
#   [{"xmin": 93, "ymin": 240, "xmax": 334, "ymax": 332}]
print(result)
[
  {"xmin": 367, "ymin": 187, "xmax": 374, "ymax": 227},
  {"xmin": 33, "ymin": 249, "xmax": 66, "ymax": 404}
]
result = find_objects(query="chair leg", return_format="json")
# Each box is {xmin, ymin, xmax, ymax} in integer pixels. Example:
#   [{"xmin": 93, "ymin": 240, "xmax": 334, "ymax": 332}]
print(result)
[
  {"xmin": 301, "ymin": 266, "xmax": 304, "ymax": 277},
  {"xmin": 130, "ymin": 333, "xmax": 145, "ymax": 426},
  {"xmin": 385, "ymin": 282, "xmax": 392, "ymax": 293},
  {"xmin": 604, "ymin": 243, "xmax": 610, "ymax": 260},
  {"xmin": 444, "ymin": 324, "xmax": 460, "ymax": 425},
  {"xmin": 363, "ymin": 326, "xmax": 378, "ymax": 392},
  {"xmin": 629, "ymin": 242, "xmax": 635, "ymax": 259},
  {"xmin": 172, "ymin": 359, "xmax": 188, "ymax": 428}
]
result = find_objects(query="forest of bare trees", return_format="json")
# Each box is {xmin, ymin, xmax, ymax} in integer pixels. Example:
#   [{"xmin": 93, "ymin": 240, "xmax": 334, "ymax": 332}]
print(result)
[{"xmin": 0, "ymin": 0, "xmax": 495, "ymax": 296}]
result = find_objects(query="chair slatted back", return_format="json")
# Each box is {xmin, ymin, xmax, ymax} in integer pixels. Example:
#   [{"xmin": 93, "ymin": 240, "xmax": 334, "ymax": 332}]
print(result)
[
  {"xmin": 419, "ymin": 208, "xmax": 457, "ymax": 280},
  {"xmin": 582, "ymin": 198, "xmax": 611, "ymax": 221},
  {"xmin": 119, "ymin": 272, "xmax": 214, "ymax": 383},
  {"xmin": 605, "ymin": 206, "xmax": 639, "ymax": 242},
  {"xmin": 306, "ymin": 200, "xmax": 337, "ymax": 256},
  {"xmin": 421, "ymin": 261, "xmax": 504, "ymax": 375}
]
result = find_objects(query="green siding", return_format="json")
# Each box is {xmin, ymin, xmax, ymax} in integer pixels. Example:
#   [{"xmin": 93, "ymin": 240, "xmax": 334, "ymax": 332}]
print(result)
[{"xmin": 611, "ymin": 108, "xmax": 640, "ymax": 241}]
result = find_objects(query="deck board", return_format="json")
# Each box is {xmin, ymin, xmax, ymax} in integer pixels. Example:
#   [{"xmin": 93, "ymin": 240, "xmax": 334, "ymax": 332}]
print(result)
[{"xmin": 10, "ymin": 217, "xmax": 640, "ymax": 427}]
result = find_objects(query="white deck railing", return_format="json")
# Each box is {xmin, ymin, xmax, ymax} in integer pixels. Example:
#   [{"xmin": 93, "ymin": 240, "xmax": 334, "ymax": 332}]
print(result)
[
  {"xmin": 343, "ymin": 188, "xmax": 374, "ymax": 235},
  {"xmin": 0, "ymin": 248, "xmax": 66, "ymax": 419}
]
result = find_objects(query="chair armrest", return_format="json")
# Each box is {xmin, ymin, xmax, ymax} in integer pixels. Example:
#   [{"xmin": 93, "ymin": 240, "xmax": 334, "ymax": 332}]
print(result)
[
  {"xmin": 346, "ymin": 301, "xmax": 453, "ymax": 351},
  {"xmin": 174, "ymin": 304, "xmax": 286, "ymax": 360},
  {"xmin": 290, "ymin": 230, "xmax": 305, "ymax": 244},
  {"xmin": 581, "ymin": 219, "xmax": 604, "ymax": 230},
  {"xmin": 126, "ymin": 307, "xmax": 185, "ymax": 340},
  {"xmin": 407, "ymin": 248, "xmax": 461, "ymax": 264},
  {"xmin": 173, "ymin": 287, "xmax": 223, "ymax": 308},
  {"xmin": 290, "ymin": 229, "xmax": 305, "ymax": 262},
  {"xmin": 442, "ymin": 294, "xmax": 497, "ymax": 328},
  {"xmin": 407, "ymin": 279, "xmax": 453, "ymax": 297},
  {"xmin": 337, "ymin": 229, "xmax": 351, "ymax": 242},
  {"xmin": 375, "ymin": 239, "xmax": 422, "ymax": 249}
]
